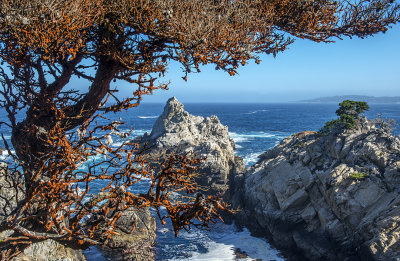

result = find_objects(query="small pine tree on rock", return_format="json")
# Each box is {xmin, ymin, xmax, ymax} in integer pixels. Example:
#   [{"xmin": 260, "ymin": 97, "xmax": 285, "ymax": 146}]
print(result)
[{"xmin": 321, "ymin": 100, "xmax": 370, "ymax": 133}]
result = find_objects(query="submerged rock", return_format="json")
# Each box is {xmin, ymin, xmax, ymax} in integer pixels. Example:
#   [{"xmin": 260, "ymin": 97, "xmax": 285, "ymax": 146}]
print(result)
[
  {"xmin": 139, "ymin": 97, "xmax": 246, "ymax": 198},
  {"xmin": 233, "ymin": 119, "xmax": 400, "ymax": 260}
]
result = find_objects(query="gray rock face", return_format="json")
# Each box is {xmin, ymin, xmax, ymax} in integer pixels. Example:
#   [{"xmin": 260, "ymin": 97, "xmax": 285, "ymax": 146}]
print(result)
[
  {"xmin": 233, "ymin": 122, "xmax": 400, "ymax": 260},
  {"xmin": 140, "ymin": 97, "xmax": 245, "ymax": 197},
  {"xmin": 12, "ymin": 239, "xmax": 87, "ymax": 261},
  {"xmin": 100, "ymin": 208, "xmax": 156, "ymax": 261}
]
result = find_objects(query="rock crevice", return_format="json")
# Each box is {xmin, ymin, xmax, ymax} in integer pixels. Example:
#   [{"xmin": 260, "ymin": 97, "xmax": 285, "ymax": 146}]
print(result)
[{"xmin": 233, "ymin": 121, "xmax": 400, "ymax": 260}]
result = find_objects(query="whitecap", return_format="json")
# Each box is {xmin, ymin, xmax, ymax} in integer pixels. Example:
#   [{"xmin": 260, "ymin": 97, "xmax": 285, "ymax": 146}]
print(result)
[
  {"xmin": 131, "ymin": 129, "xmax": 151, "ymax": 137},
  {"xmin": 138, "ymin": 116, "xmax": 158, "ymax": 119},
  {"xmin": 243, "ymin": 110, "xmax": 258, "ymax": 115},
  {"xmin": 243, "ymin": 109, "xmax": 269, "ymax": 115},
  {"xmin": 243, "ymin": 152, "xmax": 263, "ymax": 166},
  {"xmin": 230, "ymin": 135, "xmax": 249, "ymax": 143},
  {"xmin": 229, "ymin": 131, "xmax": 280, "ymax": 143}
]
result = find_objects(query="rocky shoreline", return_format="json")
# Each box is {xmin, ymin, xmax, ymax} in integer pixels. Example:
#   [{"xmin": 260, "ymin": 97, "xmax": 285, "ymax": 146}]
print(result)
[
  {"xmin": 1, "ymin": 97, "xmax": 400, "ymax": 260},
  {"xmin": 231, "ymin": 118, "xmax": 400, "ymax": 260},
  {"xmin": 140, "ymin": 98, "xmax": 400, "ymax": 260}
]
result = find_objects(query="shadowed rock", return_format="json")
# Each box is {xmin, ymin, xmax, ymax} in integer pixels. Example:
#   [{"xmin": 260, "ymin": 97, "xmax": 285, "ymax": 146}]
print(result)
[{"xmin": 233, "ymin": 119, "xmax": 400, "ymax": 260}]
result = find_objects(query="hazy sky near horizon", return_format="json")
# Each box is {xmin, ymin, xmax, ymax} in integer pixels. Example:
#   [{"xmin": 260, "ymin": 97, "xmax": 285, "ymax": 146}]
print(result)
[{"xmin": 116, "ymin": 24, "xmax": 400, "ymax": 104}]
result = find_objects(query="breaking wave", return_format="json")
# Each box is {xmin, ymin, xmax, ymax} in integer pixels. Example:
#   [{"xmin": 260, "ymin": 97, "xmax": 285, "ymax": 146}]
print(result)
[
  {"xmin": 243, "ymin": 109, "xmax": 269, "ymax": 115},
  {"xmin": 138, "ymin": 116, "xmax": 158, "ymax": 119},
  {"xmin": 229, "ymin": 131, "xmax": 287, "ymax": 143},
  {"xmin": 162, "ymin": 223, "xmax": 282, "ymax": 261},
  {"xmin": 243, "ymin": 152, "xmax": 264, "ymax": 166}
]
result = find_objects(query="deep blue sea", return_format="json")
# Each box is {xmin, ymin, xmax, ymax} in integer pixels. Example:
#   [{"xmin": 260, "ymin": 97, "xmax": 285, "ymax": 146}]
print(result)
[{"xmin": 1, "ymin": 102, "xmax": 400, "ymax": 260}]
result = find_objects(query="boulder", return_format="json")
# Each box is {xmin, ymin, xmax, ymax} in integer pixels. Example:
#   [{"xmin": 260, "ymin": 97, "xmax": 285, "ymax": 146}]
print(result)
[
  {"xmin": 138, "ymin": 97, "xmax": 246, "ymax": 198},
  {"xmin": 99, "ymin": 208, "xmax": 156, "ymax": 261},
  {"xmin": 11, "ymin": 239, "xmax": 87, "ymax": 261},
  {"xmin": 233, "ymin": 120, "xmax": 400, "ymax": 260}
]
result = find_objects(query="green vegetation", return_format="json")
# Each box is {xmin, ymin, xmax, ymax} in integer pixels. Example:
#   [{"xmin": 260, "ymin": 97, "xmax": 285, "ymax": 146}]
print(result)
[
  {"xmin": 320, "ymin": 100, "xmax": 370, "ymax": 133},
  {"xmin": 349, "ymin": 172, "xmax": 370, "ymax": 180}
]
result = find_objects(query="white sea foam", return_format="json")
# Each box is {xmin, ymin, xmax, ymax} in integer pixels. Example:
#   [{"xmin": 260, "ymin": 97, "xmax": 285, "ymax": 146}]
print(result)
[
  {"xmin": 230, "ymin": 135, "xmax": 249, "ymax": 143},
  {"xmin": 0, "ymin": 149, "xmax": 15, "ymax": 161},
  {"xmin": 171, "ymin": 224, "xmax": 282, "ymax": 261},
  {"xmin": 138, "ymin": 116, "xmax": 158, "ymax": 119},
  {"xmin": 244, "ymin": 109, "xmax": 269, "ymax": 115},
  {"xmin": 113, "ymin": 129, "xmax": 151, "ymax": 139},
  {"xmin": 158, "ymin": 227, "xmax": 170, "ymax": 234},
  {"xmin": 243, "ymin": 152, "xmax": 263, "ymax": 165},
  {"xmin": 131, "ymin": 129, "xmax": 151, "ymax": 137},
  {"xmin": 229, "ymin": 131, "xmax": 282, "ymax": 143}
]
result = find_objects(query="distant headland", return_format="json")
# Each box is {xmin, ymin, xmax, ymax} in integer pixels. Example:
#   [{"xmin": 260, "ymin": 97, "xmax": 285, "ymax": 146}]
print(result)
[{"xmin": 296, "ymin": 95, "xmax": 400, "ymax": 104}]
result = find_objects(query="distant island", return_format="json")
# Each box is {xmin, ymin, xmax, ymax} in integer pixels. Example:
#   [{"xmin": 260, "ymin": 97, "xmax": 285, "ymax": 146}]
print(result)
[{"xmin": 296, "ymin": 95, "xmax": 400, "ymax": 104}]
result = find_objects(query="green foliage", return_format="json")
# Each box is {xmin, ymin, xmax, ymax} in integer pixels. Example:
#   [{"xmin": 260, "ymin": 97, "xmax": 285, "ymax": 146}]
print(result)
[
  {"xmin": 320, "ymin": 100, "xmax": 369, "ymax": 133},
  {"xmin": 349, "ymin": 172, "xmax": 370, "ymax": 180},
  {"xmin": 335, "ymin": 100, "xmax": 369, "ymax": 118}
]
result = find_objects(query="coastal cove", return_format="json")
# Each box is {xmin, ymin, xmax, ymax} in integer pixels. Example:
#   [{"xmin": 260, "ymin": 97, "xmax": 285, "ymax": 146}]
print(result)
[{"xmin": 1, "ymin": 101, "xmax": 400, "ymax": 260}]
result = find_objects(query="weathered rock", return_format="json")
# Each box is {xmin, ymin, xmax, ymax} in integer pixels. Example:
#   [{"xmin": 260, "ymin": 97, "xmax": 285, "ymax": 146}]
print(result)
[
  {"xmin": 233, "ymin": 121, "xmax": 400, "ymax": 260},
  {"xmin": 12, "ymin": 239, "xmax": 87, "ymax": 261},
  {"xmin": 139, "ymin": 97, "xmax": 246, "ymax": 198},
  {"xmin": 1, "ymin": 229, "xmax": 87, "ymax": 261},
  {"xmin": 0, "ymin": 163, "xmax": 87, "ymax": 261},
  {"xmin": 99, "ymin": 208, "xmax": 156, "ymax": 261},
  {"xmin": 0, "ymin": 162, "xmax": 21, "ymax": 224}
]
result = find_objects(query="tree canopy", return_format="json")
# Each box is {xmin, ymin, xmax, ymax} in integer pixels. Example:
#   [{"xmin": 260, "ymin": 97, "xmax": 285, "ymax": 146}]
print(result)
[
  {"xmin": 321, "ymin": 100, "xmax": 370, "ymax": 132},
  {"xmin": 0, "ymin": 0, "xmax": 399, "ymax": 259}
]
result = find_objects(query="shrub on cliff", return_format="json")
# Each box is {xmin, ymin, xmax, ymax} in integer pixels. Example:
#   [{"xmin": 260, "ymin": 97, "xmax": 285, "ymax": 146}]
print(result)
[{"xmin": 321, "ymin": 100, "xmax": 370, "ymax": 133}]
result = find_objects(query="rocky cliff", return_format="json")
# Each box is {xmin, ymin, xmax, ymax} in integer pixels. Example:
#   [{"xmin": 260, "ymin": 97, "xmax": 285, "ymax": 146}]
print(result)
[
  {"xmin": 233, "ymin": 119, "xmax": 400, "ymax": 260},
  {"xmin": 138, "ymin": 97, "xmax": 246, "ymax": 198}
]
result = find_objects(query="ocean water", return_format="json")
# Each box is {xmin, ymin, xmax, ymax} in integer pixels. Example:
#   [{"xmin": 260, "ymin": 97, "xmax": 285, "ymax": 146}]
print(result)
[{"xmin": 1, "ymin": 102, "xmax": 400, "ymax": 260}]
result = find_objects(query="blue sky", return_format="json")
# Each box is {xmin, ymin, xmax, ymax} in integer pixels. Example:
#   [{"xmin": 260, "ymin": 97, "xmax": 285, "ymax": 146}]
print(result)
[{"xmin": 117, "ymin": 24, "xmax": 400, "ymax": 103}]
